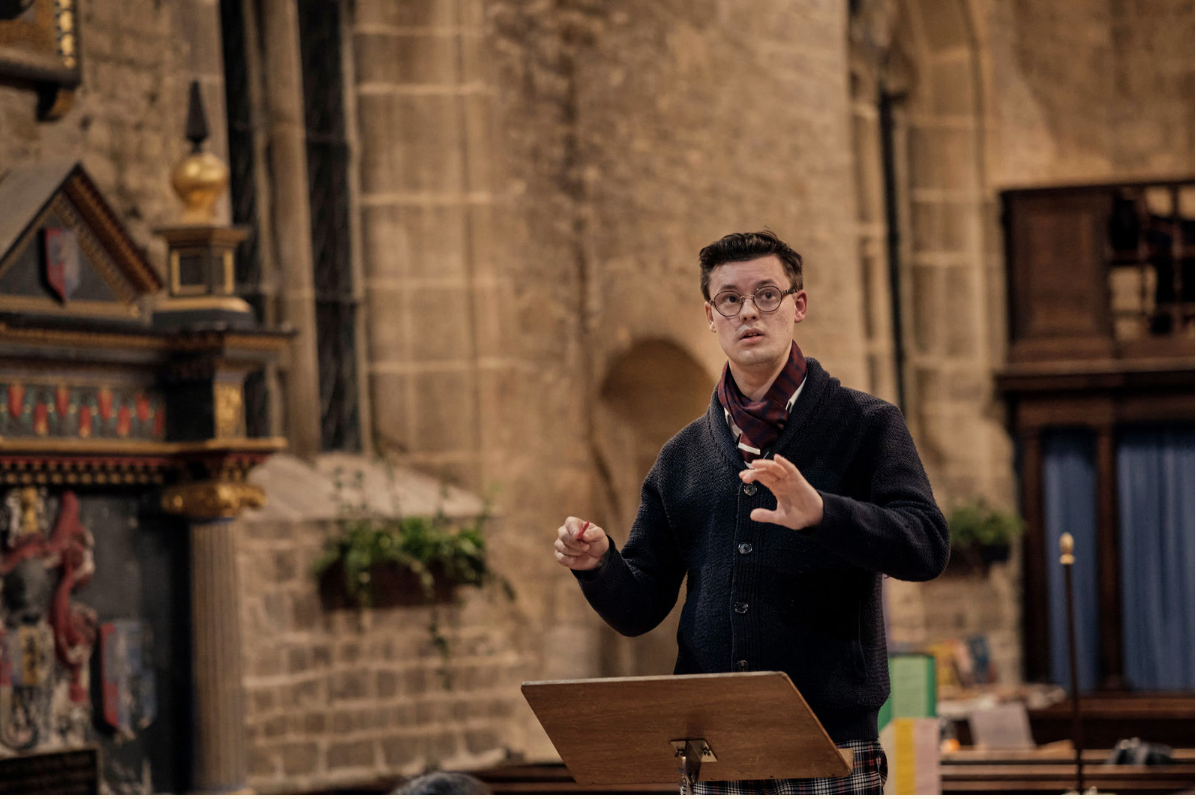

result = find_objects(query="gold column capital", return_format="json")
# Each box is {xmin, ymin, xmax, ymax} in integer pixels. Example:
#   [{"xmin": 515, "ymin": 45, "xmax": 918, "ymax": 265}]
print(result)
[{"xmin": 161, "ymin": 480, "xmax": 264, "ymax": 520}]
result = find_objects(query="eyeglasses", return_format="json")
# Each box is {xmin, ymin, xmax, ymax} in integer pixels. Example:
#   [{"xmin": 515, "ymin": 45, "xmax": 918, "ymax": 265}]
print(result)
[{"xmin": 709, "ymin": 285, "xmax": 797, "ymax": 317}]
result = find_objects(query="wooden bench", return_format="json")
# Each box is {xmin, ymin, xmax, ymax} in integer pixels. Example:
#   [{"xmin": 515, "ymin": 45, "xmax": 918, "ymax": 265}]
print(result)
[
  {"xmin": 323, "ymin": 748, "xmax": 1195, "ymax": 794},
  {"xmin": 941, "ymin": 747, "xmax": 1196, "ymax": 795}
]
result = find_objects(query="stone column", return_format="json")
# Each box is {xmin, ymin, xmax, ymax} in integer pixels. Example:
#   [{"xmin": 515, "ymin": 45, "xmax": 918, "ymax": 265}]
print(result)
[
  {"xmin": 259, "ymin": 0, "xmax": 322, "ymax": 455},
  {"xmin": 351, "ymin": 0, "xmax": 495, "ymax": 488},
  {"xmin": 162, "ymin": 480, "xmax": 264, "ymax": 793}
]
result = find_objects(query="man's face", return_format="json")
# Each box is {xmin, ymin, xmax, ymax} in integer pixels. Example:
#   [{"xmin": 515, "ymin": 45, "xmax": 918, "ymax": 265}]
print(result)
[{"xmin": 704, "ymin": 255, "xmax": 807, "ymax": 370}]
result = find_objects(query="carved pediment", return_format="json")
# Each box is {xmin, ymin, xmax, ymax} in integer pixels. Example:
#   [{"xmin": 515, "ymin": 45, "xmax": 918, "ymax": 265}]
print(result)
[{"xmin": 0, "ymin": 161, "xmax": 162, "ymax": 324}]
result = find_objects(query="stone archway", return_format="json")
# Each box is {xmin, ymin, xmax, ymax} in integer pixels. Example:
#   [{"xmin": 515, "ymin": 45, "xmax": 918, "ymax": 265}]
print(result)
[
  {"xmin": 592, "ymin": 339, "xmax": 714, "ymax": 677},
  {"xmin": 850, "ymin": 0, "xmax": 1021, "ymax": 681},
  {"xmin": 851, "ymin": 0, "xmax": 1006, "ymax": 505}
]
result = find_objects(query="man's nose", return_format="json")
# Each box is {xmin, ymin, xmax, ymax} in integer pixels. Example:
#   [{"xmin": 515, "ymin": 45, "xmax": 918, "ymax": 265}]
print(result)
[{"xmin": 739, "ymin": 297, "xmax": 761, "ymax": 320}]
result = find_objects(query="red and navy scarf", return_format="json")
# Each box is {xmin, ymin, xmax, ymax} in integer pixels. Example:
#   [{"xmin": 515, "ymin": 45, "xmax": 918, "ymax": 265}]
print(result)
[{"xmin": 716, "ymin": 342, "xmax": 807, "ymax": 463}]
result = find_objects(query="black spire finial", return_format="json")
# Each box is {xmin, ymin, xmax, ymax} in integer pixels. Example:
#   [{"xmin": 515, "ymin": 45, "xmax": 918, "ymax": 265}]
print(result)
[{"xmin": 185, "ymin": 81, "xmax": 209, "ymax": 153}]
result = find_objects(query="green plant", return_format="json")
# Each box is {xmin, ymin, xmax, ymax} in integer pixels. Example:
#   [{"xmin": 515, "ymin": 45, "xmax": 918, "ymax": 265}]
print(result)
[
  {"xmin": 311, "ymin": 513, "xmax": 513, "ymax": 607},
  {"xmin": 947, "ymin": 499, "xmax": 1023, "ymax": 548},
  {"xmin": 314, "ymin": 466, "xmax": 514, "ymax": 688}
]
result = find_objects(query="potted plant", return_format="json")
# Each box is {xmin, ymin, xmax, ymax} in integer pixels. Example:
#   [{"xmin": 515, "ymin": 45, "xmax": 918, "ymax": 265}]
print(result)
[
  {"xmin": 946, "ymin": 499, "xmax": 1023, "ymax": 574},
  {"xmin": 312, "ymin": 513, "xmax": 512, "ymax": 610},
  {"xmin": 312, "ymin": 465, "xmax": 515, "ymax": 687}
]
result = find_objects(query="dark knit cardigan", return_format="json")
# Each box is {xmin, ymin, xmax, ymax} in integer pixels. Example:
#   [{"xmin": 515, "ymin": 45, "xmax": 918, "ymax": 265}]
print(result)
[{"xmin": 574, "ymin": 358, "xmax": 950, "ymax": 743}]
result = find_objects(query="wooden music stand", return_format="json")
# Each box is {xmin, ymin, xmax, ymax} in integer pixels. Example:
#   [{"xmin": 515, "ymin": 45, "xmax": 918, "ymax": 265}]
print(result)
[{"xmin": 522, "ymin": 671, "xmax": 854, "ymax": 794}]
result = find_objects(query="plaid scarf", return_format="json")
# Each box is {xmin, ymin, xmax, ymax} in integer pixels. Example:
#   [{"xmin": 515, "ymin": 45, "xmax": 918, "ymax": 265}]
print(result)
[{"xmin": 716, "ymin": 341, "xmax": 808, "ymax": 463}]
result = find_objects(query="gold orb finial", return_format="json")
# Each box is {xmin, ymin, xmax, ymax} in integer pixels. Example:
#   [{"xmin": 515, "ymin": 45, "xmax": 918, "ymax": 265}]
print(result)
[
  {"xmin": 172, "ymin": 153, "xmax": 229, "ymax": 224},
  {"xmin": 1059, "ymin": 532, "xmax": 1075, "ymax": 565},
  {"xmin": 171, "ymin": 81, "xmax": 229, "ymax": 224}
]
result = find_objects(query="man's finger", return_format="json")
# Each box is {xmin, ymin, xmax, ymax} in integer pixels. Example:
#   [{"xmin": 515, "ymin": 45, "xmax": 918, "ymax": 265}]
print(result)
[
  {"xmin": 555, "ymin": 550, "xmax": 594, "ymax": 568},
  {"xmin": 556, "ymin": 534, "xmax": 589, "ymax": 555},
  {"xmin": 774, "ymin": 454, "xmax": 803, "ymax": 479},
  {"xmin": 749, "ymin": 507, "xmax": 781, "ymax": 524},
  {"xmin": 742, "ymin": 468, "xmax": 782, "ymax": 492},
  {"xmin": 741, "ymin": 460, "xmax": 782, "ymax": 481}
]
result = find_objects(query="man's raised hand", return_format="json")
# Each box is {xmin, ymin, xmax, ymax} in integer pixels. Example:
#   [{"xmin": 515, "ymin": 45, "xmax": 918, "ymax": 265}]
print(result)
[
  {"xmin": 739, "ymin": 454, "xmax": 825, "ymax": 530},
  {"xmin": 554, "ymin": 516, "xmax": 610, "ymax": 571}
]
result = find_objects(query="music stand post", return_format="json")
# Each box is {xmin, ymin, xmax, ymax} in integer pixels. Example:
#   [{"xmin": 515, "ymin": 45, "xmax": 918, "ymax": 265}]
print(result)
[{"xmin": 523, "ymin": 671, "xmax": 854, "ymax": 795}]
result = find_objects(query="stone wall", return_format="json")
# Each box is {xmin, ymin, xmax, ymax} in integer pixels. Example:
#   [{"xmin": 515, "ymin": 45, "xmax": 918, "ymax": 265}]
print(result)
[
  {"xmin": 0, "ymin": 0, "xmax": 229, "ymax": 261},
  {"xmin": 237, "ymin": 455, "xmax": 530, "ymax": 793},
  {"xmin": 984, "ymin": 0, "xmax": 1195, "ymax": 186},
  {"xmin": 480, "ymin": 0, "xmax": 864, "ymax": 714},
  {"xmin": 346, "ymin": 0, "xmax": 865, "ymax": 762}
]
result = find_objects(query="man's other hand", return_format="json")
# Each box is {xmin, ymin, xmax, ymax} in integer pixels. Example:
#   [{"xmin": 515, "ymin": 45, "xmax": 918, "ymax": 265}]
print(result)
[
  {"xmin": 739, "ymin": 454, "xmax": 825, "ymax": 530},
  {"xmin": 554, "ymin": 516, "xmax": 609, "ymax": 571}
]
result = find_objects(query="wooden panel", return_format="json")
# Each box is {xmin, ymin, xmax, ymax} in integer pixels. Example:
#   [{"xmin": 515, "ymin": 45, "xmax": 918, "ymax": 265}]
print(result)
[
  {"xmin": 1014, "ymin": 395, "xmax": 1116, "ymax": 431},
  {"xmin": 995, "ymin": 358, "xmax": 1193, "ymax": 395},
  {"xmin": 1029, "ymin": 694, "xmax": 1196, "ymax": 748},
  {"xmin": 1005, "ymin": 191, "xmax": 1114, "ymax": 360},
  {"xmin": 521, "ymin": 672, "xmax": 851, "ymax": 785}
]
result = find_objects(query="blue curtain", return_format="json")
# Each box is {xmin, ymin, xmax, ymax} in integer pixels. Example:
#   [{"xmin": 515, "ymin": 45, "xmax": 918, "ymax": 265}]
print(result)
[
  {"xmin": 1042, "ymin": 430, "xmax": 1101, "ymax": 692},
  {"xmin": 1117, "ymin": 426, "xmax": 1196, "ymax": 691}
]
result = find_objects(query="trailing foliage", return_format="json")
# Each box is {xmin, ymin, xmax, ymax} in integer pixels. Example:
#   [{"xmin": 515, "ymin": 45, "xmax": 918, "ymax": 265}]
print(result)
[
  {"xmin": 313, "ymin": 466, "xmax": 515, "ymax": 688},
  {"xmin": 312, "ymin": 513, "xmax": 513, "ymax": 608},
  {"xmin": 947, "ymin": 499, "xmax": 1024, "ymax": 548}
]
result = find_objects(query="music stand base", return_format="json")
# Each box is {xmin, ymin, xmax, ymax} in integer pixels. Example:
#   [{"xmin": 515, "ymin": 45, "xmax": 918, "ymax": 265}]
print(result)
[{"xmin": 672, "ymin": 739, "xmax": 716, "ymax": 795}]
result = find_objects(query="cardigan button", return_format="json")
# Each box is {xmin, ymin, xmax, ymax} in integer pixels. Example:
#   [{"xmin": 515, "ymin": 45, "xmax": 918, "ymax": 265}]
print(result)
[
  {"xmin": 734, "ymin": 601, "xmax": 749, "ymax": 614},
  {"xmin": 743, "ymin": 483, "xmax": 757, "ymax": 496},
  {"xmin": 738, "ymin": 542, "xmax": 753, "ymax": 555}
]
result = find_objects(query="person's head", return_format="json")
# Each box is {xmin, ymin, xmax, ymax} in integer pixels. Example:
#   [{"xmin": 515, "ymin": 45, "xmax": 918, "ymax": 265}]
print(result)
[
  {"xmin": 699, "ymin": 230, "xmax": 807, "ymax": 372},
  {"xmin": 392, "ymin": 771, "xmax": 491, "ymax": 795},
  {"xmin": 698, "ymin": 229, "xmax": 803, "ymax": 301}
]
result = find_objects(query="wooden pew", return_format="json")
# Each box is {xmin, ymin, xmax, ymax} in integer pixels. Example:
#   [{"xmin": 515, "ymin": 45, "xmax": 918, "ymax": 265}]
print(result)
[{"xmin": 941, "ymin": 747, "xmax": 1196, "ymax": 795}]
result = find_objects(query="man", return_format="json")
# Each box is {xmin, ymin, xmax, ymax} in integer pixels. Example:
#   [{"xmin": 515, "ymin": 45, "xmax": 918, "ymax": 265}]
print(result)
[{"xmin": 553, "ymin": 230, "xmax": 949, "ymax": 794}]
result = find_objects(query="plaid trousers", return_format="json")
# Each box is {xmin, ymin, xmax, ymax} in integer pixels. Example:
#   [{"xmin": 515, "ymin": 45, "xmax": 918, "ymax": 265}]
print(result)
[{"xmin": 693, "ymin": 739, "xmax": 887, "ymax": 795}]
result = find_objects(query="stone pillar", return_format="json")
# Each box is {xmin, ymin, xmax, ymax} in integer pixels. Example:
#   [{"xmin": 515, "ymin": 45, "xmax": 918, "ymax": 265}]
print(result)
[
  {"xmin": 259, "ymin": 0, "xmax": 322, "ymax": 455},
  {"xmin": 351, "ymin": 0, "xmax": 495, "ymax": 488},
  {"xmin": 162, "ymin": 480, "xmax": 264, "ymax": 793}
]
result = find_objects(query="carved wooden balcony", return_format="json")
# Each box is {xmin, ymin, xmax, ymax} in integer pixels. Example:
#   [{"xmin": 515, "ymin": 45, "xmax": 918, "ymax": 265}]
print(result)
[{"xmin": 1001, "ymin": 179, "xmax": 1193, "ymax": 388}]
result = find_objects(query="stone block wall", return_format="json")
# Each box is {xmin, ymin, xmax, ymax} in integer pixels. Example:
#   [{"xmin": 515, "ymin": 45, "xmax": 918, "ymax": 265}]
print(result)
[
  {"xmin": 237, "ymin": 456, "xmax": 531, "ymax": 793},
  {"xmin": 238, "ymin": 518, "xmax": 526, "ymax": 793},
  {"xmin": 480, "ymin": 0, "xmax": 864, "ymax": 701},
  {"xmin": 0, "ymin": 0, "xmax": 229, "ymax": 261}
]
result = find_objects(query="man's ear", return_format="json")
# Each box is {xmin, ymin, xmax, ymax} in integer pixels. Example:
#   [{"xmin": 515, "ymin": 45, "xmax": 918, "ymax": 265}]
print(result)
[
  {"xmin": 792, "ymin": 290, "xmax": 808, "ymax": 324},
  {"xmin": 704, "ymin": 301, "xmax": 716, "ymax": 332}
]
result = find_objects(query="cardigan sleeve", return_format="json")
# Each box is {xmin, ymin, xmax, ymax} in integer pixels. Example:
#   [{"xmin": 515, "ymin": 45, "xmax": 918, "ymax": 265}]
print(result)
[
  {"xmin": 809, "ymin": 403, "xmax": 950, "ymax": 581},
  {"xmin": 572, "ymin": 466, "xmax": 687, "ymax": 637}
]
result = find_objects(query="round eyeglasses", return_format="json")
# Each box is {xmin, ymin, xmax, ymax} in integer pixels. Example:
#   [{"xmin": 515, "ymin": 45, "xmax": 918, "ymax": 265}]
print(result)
[{"xmin": 709, "ymin": 285, "xmax": 798, "ymax": 317}]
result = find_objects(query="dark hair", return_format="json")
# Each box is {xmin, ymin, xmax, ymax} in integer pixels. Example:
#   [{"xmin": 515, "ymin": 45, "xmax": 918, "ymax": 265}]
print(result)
[
  {"xmin": 698, "ymin": 229, "xmax": 803, "ymax": 300},
  {"xmin": 393, "ymin": 771, "xmax": 491, "ymax": 795}
]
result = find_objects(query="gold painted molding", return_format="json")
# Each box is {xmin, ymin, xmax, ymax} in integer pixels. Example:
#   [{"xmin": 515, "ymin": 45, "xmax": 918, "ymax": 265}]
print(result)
[
  {"xmin": 0, "ymin": 436, "xmax": 287, "ymax": 455},
  {"xmin": 0, "ymin": 322, "xmax": 290, "ymax": 353},
  {"xmin": 161, "ymin": 480, "xmax": 265, "ymax": 520}
]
